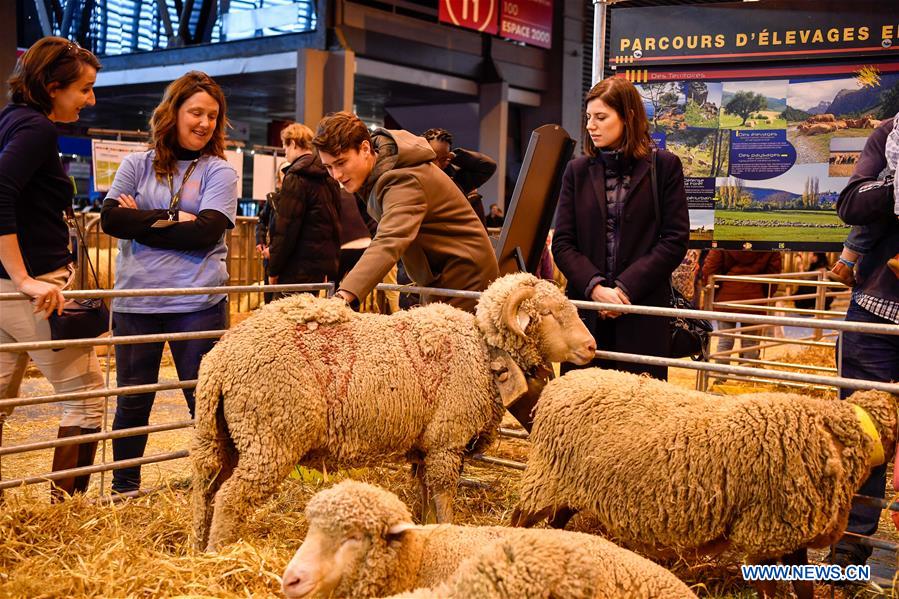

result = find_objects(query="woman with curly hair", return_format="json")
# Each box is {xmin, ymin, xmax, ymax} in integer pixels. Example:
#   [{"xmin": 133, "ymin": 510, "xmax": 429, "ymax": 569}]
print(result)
[{"xmin": 100, "ymin": 71, "xmax": 238, "ymax": 494}]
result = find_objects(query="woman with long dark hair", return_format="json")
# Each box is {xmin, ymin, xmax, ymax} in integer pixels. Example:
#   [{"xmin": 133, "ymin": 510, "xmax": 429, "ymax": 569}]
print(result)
[
  {"xmin": 0, "ymin": 37, "xmax": 104, "ymax": 499},
  {"xmin": 100, "ymin": 71, "xmax": 238, "ymax": 493},
  {"xmin": 552, "ymin": 77, "xmax": 689, "ymax": 380}
]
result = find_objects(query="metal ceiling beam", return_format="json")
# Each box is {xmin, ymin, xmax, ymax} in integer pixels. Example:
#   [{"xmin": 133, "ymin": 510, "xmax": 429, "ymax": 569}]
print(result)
[
  {"xmin": 32, "ymin": 0, "xmax": 53, "ymax": 36},
  {"xmin": 157, "ymin": 0, "xmax": 175, "ymax": 40}
]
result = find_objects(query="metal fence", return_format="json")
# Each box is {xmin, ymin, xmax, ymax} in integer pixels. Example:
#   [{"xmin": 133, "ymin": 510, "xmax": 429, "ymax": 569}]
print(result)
[
  {"xmin": 699, "ymin": 270, "xmax": 852, "ymax": 392},
  {"xmin": 1, "ymin": 271, "xmax": 898, "ymax": 588}
]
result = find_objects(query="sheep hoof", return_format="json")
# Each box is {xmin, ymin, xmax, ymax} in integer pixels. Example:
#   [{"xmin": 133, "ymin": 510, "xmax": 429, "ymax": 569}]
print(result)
[{"xmin": 307, "ymin": 322, "xmax": 319, "ymax": 331}]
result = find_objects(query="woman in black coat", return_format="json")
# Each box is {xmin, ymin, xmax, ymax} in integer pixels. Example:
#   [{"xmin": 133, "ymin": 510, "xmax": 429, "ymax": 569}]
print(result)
[
  {"xmin": 268, "ymin": 123, "xmax": 342, "ymax": 298},
  {"xmin": 552, "ymin": 77, "xmax": 689, "ymax": 380}
]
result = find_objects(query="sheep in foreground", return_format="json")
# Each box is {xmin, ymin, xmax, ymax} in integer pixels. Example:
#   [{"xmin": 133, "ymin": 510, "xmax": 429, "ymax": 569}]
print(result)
[
  {"xmin": 192, "ymin": 273, "xmax": 596, "ymax": 551},
  {"xmin": 281, "ymin": 480, "xmax": 697, "ymax": 599},
  {"xmin": 511, "ymin": 368, "xmax": 898, "ymax": 599}
]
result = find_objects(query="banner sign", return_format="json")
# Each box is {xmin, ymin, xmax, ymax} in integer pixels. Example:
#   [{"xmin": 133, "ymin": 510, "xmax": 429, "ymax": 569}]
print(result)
[
  {"xmin": 91, "ymin": 140, "xmax": 148, "ymax": 192},
  {"xmin": 629, "ymin": 61, "xmax": 899, "ymax": 250},
  {"xmin": 610, "ymin": 0, "xmax": 898, "ymax": 66},
  {"xmin": 439, "ymin": 0, "xmax": 498, "ymax": 35},
  {"xmin": 500, "ymin": 0, "xmax": 552, "ymax": 49}
]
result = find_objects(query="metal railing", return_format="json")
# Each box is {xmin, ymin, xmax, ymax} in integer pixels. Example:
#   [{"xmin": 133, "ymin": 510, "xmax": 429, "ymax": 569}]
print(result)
[
  {"xmin": 699, "ymin": 270, "xmax": 854, "ymax": 391},
  {"xmin": 0, "ymin": 282, "xmax": 333, "ymax": 493},
  {"xmin": 2, "ymin": 276, "xmax": 897, "ymax": 589}
]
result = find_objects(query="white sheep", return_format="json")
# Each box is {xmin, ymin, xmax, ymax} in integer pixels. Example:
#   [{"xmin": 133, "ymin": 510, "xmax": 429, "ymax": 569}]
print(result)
[
  {"xmin": 192, "ymin": 273, "xmax": 596, "ymax": 551},
  {"xmin": 281, "ymin": 480, "xmax": 697, "ymax": 599},
  {"xmin": 511, "ymin": 368, "xmax": 898, "ymax": 599}
]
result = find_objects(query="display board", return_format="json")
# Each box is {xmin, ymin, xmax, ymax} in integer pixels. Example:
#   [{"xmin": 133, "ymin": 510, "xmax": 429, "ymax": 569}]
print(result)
[
  {"xmin": 91, "ymin": 140, "xmax": 148, "ymax": 192},
  {"xmin": 223, "ymin": 149, "xmax": 245, "ymax": 197},
  {"xmin": 251, "ymin": 153, "xmax": 283, "ymax": 200},
  {"xmin": 496, "ymin": 124, "xmax": 575, "ymax": 275},
  {"xmin": 633, "ymin": 61, "xmax": 898, "ymax": 250},
  {"xmin": 610, "ymin": 0, "xmax": 897, "ymax": 66},
  {"xmin": 609, "ymin": 0, "xmax": 898, "ymax": 250}
]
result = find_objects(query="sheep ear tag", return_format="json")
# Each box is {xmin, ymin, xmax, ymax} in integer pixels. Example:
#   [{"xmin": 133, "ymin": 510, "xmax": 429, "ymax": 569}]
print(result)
[
  {"xmin": 852, "ymin": 404, "xmax": 885, "ymax": 467},
  {"xmin": 488, "ymin": 347, "xmax": 529, "ymax": 408}
]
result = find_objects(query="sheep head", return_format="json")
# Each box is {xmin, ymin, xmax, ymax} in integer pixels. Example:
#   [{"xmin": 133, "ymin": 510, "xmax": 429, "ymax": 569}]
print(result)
[
  {"xmin": 847, "ymin": 389, "xmax": 899, "ymax": 465},
  {"xmin": 282, "ymin": 481, "xmax": 421, "ymax": 598},
  {"xmin": 477, "ymin": 273, "xmax": 596, "ymax": 371}
]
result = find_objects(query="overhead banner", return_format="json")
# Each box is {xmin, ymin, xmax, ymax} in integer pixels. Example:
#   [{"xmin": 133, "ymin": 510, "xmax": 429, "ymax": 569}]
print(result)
[
  {"xmin": 439, "ymin": 0, "xmax": 498, "ymax": 35},
  {"xmin": 500, "ymin": 0, "xmax": 552, "ymax": 49},
  {"xmin": 91, "ymin": 139, "xmax": 148, "ymax": 192},
  {"xmin": 631, "ymin": 61, "xmax": 899, "ymax": 250},
  {"xmin": 610, "ymin": 0, "xmax": 898, "ymax": 66}
]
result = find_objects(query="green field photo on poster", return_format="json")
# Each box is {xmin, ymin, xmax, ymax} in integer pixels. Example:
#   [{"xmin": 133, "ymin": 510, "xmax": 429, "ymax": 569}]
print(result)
[{"xmin": 713, "ymin": 209, "xmax": 850, "ymax": 242}]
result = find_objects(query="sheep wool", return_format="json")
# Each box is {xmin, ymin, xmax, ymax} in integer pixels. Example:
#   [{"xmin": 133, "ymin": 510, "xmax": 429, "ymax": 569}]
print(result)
[
  {"xmin": 514, "ymin": 368, "xmax": 897, "ymax": 560},
  {"xmin": 192, "ymin": 273, "xmax": 596, "ymax": 551},
  {"xmin": 284, "ymin": 480, "xmax": 697, "ymax": 599}
]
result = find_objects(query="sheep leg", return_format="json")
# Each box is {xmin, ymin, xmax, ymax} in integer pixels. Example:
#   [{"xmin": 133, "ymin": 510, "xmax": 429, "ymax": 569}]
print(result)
[
  {"xmin": 191, "ymin": 443, "xmax": 237, "ymax": 551},
  {"xmin": 423, "ymin": 449, "xmax": 462, "ymax": 524},
  {"xmin": 548, "ymin": 505, "xmax": 577, "ymax": 529},
  {"xmin": 415, "ymin": 463, "xmax": 438, "ymax": 524},
  {"xmin": 783, "ymin": 548, "xmax": 813, "ymax": 599},
  {"xmin": 205, "ymin": 428, "xmax": 302, "ymax": 551},
  {"xmin": 206, "ymin": 463, "xmax": 292, "ymax": 551},
  {"xmin": 746, "ymin": 556, "xmax": 778, "ymax": 598},
  {"xmin": 509, "ymin": 506, "xmax": 554, "ymax": 528}
]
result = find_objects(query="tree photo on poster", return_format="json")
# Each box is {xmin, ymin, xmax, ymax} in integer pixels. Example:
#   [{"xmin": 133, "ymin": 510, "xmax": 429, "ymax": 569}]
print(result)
[{"xmin": 633, "ymin": 62, "xmax": 899, "ymax": 250}]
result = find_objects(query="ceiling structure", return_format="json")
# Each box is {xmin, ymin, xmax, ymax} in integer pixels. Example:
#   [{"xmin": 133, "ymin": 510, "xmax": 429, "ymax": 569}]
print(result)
[{"xmin": 79, "ymin": 70, "xmax": 477, "ymax": 144}]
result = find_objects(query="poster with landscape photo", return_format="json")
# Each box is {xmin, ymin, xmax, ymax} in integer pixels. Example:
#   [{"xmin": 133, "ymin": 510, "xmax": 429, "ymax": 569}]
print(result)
[
  {"xmin": 785, "ymin": 72, "xmax": 899, "ymax": 166},
  {"xmin": 712, "ymin": 164, "xmax": 850, "ymax": 244},
  {"xmin": 631, "ymin": 62, "xmax": 898, "ymax": 249},
  {"xmin": 719, "ymin": 80, "xmax": 789, "ymax": 130}
]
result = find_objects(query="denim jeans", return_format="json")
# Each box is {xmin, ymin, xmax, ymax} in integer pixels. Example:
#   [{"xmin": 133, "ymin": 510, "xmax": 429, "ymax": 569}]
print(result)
[
  {"xmin": 833, "ymin": 301, "xmax": 899, "ymax": 561},
  {"xmin": 715, "ymin": 320, "xmax": 761, "ymax": 362},
  {"xmin": 111, "ymin": 300, "xmax": 226, "ymax": 493}
]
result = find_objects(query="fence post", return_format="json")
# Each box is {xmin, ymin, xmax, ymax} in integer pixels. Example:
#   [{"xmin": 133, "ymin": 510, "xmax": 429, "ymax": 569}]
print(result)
[{"xmin": 813, "ymin": 269, "xmax": 826, "ymax": 340}]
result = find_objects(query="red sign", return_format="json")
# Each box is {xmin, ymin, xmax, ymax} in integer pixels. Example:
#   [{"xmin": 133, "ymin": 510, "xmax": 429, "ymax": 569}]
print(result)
[
  {"xmin": 439, "ymin": 0, "xmax": 498, "ymax": 35},
  {"xmin": 500, "ymin": 0, "xmax": 552, "ymax": 49}
]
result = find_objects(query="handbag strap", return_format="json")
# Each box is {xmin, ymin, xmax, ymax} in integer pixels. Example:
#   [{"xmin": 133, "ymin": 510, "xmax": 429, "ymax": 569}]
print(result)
[
  {"xmin": 63, "ymin": 207, "xmax": 102, "ymax": 290},
  {"xmin": 649, "ymin": 148, "xmax": 677, "ymax": 302},
  {"xmin": 650, "ymin": 148, "xmax": 659, "ymax": 235}
]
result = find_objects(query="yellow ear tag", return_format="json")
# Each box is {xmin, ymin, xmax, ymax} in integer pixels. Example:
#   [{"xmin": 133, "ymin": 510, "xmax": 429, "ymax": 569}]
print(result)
[{"xmin": 852, "ymin": 404, "xmax": 885, "ymax": 467}]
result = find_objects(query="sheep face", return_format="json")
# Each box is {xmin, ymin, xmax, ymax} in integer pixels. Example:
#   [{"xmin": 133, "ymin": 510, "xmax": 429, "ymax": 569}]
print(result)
[
  {"xmin": 282, "ymin": 523, "xmax": 383, "ymax": 598},
  {"xmin": 529, "ymin": 294, "xmax": 596, "ymax": 365},
  {"xmin": 478, "ymin": 273, "xmax": 596, "ymax": 368},
  {"xmin": 282, "ymin": 481, "xmax": 415, "ymax": 598}
]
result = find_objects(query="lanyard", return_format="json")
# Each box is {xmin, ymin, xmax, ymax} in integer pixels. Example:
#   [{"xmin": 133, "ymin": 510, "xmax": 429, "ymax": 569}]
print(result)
[{"xmin": 165, "ymin": 158, "xmax": 200, "ymax": 220}]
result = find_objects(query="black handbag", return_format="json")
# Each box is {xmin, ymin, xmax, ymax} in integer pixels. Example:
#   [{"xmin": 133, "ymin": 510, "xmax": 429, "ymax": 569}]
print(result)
[
  {"xmin": 649, "ymin": 150, "xmax": 712, "ymax": 361},
  {"xmin": 669, "ymin": 285, "xmax": 713, "ymax": 360},
  {"xmin": 48, "ymin": 208, "xmax": 110, "ymax": 343}
]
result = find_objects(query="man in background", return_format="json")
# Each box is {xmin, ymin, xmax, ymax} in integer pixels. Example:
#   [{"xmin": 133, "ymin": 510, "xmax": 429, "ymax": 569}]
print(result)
[{"xmin": 422, "ymin": 127, "xmax": 496, "ymax": 227}]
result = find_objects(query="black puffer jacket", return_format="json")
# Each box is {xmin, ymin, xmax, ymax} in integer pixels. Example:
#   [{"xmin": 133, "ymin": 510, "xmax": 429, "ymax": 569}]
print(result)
[{"xmin": 268, "ymin": 153, "xmax": 342, "ymax": 283}]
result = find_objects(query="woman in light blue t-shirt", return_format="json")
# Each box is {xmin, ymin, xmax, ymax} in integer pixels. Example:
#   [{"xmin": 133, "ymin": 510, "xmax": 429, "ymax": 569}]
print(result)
[{"xmin": 100, "ymin": 71, "xmax": 237, "ymax": 494}]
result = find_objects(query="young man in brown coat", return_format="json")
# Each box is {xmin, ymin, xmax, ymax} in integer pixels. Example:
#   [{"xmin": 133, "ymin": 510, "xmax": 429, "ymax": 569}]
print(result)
[{"xmin": 313, "ymin": 112, "xmax": 498, "ymax": 312}]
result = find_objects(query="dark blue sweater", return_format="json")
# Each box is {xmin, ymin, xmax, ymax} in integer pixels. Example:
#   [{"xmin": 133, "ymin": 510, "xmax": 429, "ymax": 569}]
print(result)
[
  {"xmin": 0, "ymin": 104, "xmax": 73, "ymax": 278},
  {"xmin": 836, "ymin": 117, "xmax": 897, "ymax": 303}
]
